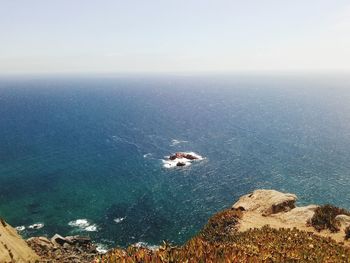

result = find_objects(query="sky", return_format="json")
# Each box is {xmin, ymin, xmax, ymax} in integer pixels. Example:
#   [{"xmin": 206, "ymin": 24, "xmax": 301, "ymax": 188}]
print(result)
[{"xmin": 1, "ymin": 0, "xmax": 350, "ymax": 74}]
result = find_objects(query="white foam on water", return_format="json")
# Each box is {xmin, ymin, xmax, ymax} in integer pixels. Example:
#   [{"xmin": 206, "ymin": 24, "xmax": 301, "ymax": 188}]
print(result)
[
  {"xmin": 28, "ymin": 223, "xmax": 44, "ymax": 230},
  {"xmin": 68, "ymin": 219, "xmax": 90, "ymax": 228},
  {"xmin": 143, "ymin": 153, "xmax": 152, "ymax": 158},
  {"xmin": 68, "ymin": 219, "xmax": 98, "ymax": 232},
  {"xmin": 162, "ymin": 158, "xmax": 191, "ymax": 168},
  {"xmin": 170, "ymin": 139, "xmax": 188, "ymax": 146},
  {"xmin": 85, "ymin": 224, "xmax": 98, "ymax": 232},
  {"xmin": 15, "ymin": 225, "xmax": 25, "ymax": 231},
  {"xmin": 113, "ymin": 217, "xmax": 126, "ymax": 224}
]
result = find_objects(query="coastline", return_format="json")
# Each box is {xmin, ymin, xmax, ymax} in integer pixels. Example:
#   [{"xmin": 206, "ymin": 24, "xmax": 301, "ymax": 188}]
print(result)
[{"xmin": 2, "ymin": 189, "xmax": 350, "ymax": 262}]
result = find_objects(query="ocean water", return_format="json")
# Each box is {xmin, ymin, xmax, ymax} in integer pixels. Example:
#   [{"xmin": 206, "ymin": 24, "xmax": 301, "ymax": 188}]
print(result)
[{"xmin": 1, "ymin": 74, "xmax": 350, "ymax": 248}]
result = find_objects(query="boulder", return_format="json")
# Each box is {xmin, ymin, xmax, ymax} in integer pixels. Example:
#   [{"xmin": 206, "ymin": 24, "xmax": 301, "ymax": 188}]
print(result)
[
  {"xmin": 335, "ymin": 214, "xmax": 350, "ymax": 229},
  {"xmin": 51, "ymin": 234, "xmax": 92, "ymax": 247},
  {"xmin": 232, "ymin": 189, "xmax": 297, "ymax": 216},
  {"xmin": 51, "ymin": 234, "xmax": 67, "ymax": 246},
  {"xmin": 27, "ymin": 237, "xmax": 54, "ymax": 250},
  {"xmin": 65, "ymin": 236, "xmax": 92, "ymax": 246},
  {"xmin": 176, "ymin": 162, "xmax": 186, "ymax": 167},
  {"xmin": 277, "ymin": 205, "xmax": 318, "ymax": 224},
  {"xmin": 184, "ymin": 154, "xmax": 198, "ymax": 160},
  {"xmin": 169, "ymin": 155, "xmax": 177, "ymax": 160},
  {"xmin": 169, "ymin": 152, "xmax": 198, "ymax": 161},
  {"xmin": 169, "ymin": 152, "xmax": 185, "ymax": 160}
]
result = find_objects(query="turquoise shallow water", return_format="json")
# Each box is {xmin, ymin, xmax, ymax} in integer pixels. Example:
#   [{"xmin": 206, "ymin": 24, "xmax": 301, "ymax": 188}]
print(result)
[{"xmin": 1, "ymin": 74, "xmax": 350, "ymax": 248}]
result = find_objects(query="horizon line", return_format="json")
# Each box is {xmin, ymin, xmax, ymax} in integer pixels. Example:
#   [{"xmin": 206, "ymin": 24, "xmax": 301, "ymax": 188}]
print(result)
[{"xmin": 1, "ymin": 69, "xmax": 350, "ymax": 78}]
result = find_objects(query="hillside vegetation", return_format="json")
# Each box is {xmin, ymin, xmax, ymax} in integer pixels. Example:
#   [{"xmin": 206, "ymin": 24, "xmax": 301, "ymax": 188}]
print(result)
[
  {"xmin": 96, "ymin": 190, "xmax": 350, "ymax": 262},
  {"xmin": 96, "ymin": 207, "xmax": 350, "ymax": 262}
]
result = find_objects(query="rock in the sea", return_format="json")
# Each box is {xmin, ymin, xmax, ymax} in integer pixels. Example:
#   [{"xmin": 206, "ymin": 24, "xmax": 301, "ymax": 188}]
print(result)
[
  {"xmin": 232, "ymin": 189, "xmax": 297, "ymax": 216},
  {"xmin": 184, "ymin": 154, "xmax": 198, "ymax": 160},
  {"xmin": 169, "ymin": 152, "xmax": 199, "ymax": 161},
  {"xmin": 176, "ymin": 162, "xmax": 186, "ymax": 167},
  {"xmin": 169, "ymin": 155, "xmax": 177, "ymax": 160}
]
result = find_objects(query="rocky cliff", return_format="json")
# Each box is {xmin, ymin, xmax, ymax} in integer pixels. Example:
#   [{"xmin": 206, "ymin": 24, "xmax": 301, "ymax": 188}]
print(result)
[
  {"xmin": 0, "ymin": 218, "xmax": 99, "ymax": 263},
  {"xmin": 98, "ymin": 189, "xmax": 350, "ymax": 262},
  {"xmin": 2, "ymin": 189, "xmax": 350, "ymax": 262},
  {"xmin": 233, "ymin": 189, "xmax": 350, "ymax": 244},
  {"xmin": 0, "ymin": 218, "xmax": 39, "ymax": 263}
]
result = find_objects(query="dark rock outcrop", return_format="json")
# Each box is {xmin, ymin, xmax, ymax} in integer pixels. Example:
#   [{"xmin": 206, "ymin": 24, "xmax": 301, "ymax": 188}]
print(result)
[
  {"xmin": 169, "ymin": 152, "xmax": 199, "ymax": 161},
  {"xmin": 27, "ymin": 234, "xmax": 98, "ymax": 263}
]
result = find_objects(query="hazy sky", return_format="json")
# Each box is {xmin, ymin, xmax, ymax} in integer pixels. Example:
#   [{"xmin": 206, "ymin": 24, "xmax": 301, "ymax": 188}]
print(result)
[{"xmin": 1, "ymin": 0, "xmax": 350, "ymax": 74}]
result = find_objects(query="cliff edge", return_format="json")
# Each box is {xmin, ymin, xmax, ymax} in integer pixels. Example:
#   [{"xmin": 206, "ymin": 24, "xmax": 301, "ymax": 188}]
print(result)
[{"xmin": 0, "ymin": 218, "xmax": 40, "ymax": 263}]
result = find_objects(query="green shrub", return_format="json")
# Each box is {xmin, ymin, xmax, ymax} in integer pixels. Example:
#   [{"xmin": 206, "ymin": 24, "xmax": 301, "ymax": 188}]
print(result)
[
  {"xmin": 200, "ymin": 208, "xmax": 242, "ymax": 242},
  {"xmin": 309, "ymin": 205, "xmax": 350, "ymax": 232}
]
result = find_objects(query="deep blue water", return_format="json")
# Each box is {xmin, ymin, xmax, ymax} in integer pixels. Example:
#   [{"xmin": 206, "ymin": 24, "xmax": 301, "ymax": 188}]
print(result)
[{"xmin": 1, "ymin": 74, "xmax": 350, "ymax": 248}]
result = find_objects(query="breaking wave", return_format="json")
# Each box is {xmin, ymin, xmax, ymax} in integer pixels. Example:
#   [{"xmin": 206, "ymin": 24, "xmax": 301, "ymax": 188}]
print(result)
[
  {"xmin": 170, "ymin": 139, "xmax": 188, "ymax": 146},
  {"xmin": 68, "ymin": 219, "xmax": 98, "ymax": 232}
]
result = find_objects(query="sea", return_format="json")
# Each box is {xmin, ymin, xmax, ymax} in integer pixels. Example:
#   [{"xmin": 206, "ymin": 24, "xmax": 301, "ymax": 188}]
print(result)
[{"xmin": 1, "ymin": 73, "xmax": 350, "ymax": 249}]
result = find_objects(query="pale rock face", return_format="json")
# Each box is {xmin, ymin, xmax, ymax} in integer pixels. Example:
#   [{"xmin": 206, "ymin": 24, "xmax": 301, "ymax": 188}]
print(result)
[
  {"xmin": 0, "ymin": 219, "xmax": 40, "ymax": 263},
  {"xmin": 335, "ymin": 214, "xmax": 350, "ymax": 229},
  {"xmin": 276, "ymin": 205, "xmax": 319, "ymax": 224},
  {"xmin": 232, "ymin": 189, "xmax": 297, "ymax": 216}
]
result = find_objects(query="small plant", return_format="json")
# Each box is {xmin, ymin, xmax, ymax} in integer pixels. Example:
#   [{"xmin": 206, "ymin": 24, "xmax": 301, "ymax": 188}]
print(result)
[{"xmin": 309, "ymin": 205, "xmax": 350, "ymax": 232}]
